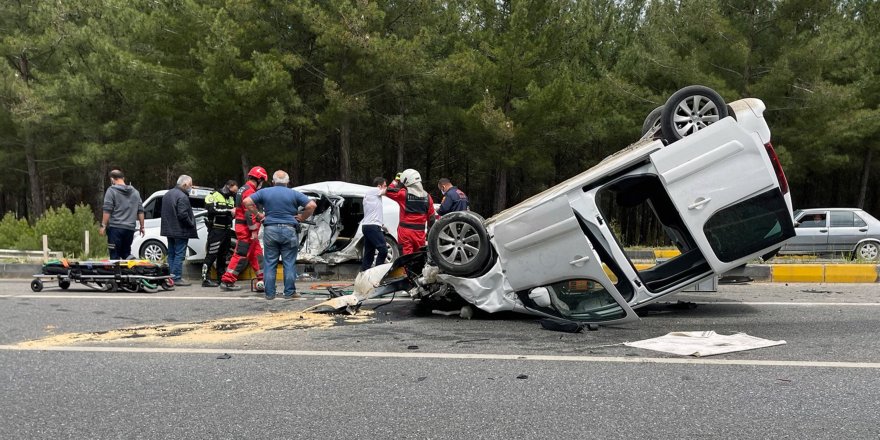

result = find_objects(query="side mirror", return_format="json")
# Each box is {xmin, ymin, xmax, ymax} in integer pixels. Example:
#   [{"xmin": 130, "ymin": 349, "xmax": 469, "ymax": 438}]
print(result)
[{"xmin": 528, "ymin": 287, "xmax": 551, "ymax": 308}]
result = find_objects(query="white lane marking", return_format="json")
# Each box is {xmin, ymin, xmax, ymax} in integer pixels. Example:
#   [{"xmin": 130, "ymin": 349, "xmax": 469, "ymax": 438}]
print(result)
[
  {"xmin": 1, "ymin": 345, "xmax": 879, "ymax": 369},
  {"xmin": 698, "ymin": 302, "xmax": 880, "ymax": 306}
]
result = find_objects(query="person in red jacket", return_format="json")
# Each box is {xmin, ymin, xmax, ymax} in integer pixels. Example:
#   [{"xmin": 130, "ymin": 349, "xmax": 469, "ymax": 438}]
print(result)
[
  {"xmin": 220, "ymin": 166, "xmax": 268, "ymax": 291},
  {"xmin": 385, "ymin": 169, "xmax": 436, "ymax": 255}
]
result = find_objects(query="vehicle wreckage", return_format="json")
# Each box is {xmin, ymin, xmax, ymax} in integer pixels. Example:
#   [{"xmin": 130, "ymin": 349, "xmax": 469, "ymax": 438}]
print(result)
[{"xmin": 309, "ymin": 86, "xmax": 796, "ymax": 325}]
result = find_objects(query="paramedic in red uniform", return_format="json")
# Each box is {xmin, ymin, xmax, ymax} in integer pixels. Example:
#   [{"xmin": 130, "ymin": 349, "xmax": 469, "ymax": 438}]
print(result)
[
  {"xmin": 385, "ymin": 169, "xmax": 436, "ymax": 255},
  {"xmin": 220, "ymin": 166, "xmax": 268, "ymax": 291}
]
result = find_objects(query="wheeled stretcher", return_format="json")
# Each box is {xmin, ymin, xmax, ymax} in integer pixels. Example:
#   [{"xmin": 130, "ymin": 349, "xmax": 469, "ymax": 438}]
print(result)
[{"xmin": 31, "ymin": 259, "xmax": 174, "ymax": 293}]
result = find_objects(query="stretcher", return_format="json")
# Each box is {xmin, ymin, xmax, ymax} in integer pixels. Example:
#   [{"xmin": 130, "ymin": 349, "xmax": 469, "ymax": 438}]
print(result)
[{"xmin": 31, "ymin": 259, "xmax": 174, "ymax": 293}]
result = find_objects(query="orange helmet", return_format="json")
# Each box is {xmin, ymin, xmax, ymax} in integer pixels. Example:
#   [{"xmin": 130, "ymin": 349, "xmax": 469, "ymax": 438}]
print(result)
[{"xmin": 247, "ymin": 166, "xmax": 268, "ymax": 181}]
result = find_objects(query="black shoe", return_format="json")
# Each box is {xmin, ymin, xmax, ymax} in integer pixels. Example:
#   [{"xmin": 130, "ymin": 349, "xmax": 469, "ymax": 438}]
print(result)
[
  {"xmin": 283, "ymin": 292, "xmax": 301, "ymax": 299},
  {"xmin": 202, "ymin": 280, "xmax": 218, "ymax": 288},
  {"xmin": 265, "ymin": 294, "xmax": 276, "ymax": 300},
  {"xmin": 219, "ymin": 282, "xmax": 242, "ymax": 291},
  {"xmin": 175, "ymin": 280, "xmax": 192, "ymax": 287}
]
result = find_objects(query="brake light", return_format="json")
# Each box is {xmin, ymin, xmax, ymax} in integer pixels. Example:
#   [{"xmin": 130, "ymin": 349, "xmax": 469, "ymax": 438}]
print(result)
[{"xmin": 764, "ymin": 142, "xmax": 788, "ymax": 194}]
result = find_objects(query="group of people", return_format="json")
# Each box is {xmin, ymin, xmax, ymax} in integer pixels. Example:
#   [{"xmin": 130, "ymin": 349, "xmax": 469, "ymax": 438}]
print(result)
[
  {"xmin": 358, "ymin": 169, "xmax": 469, "ymax": 271},
  {"xmin": 100, "ymin": 166, "xmax": 468, "ymax": 299}
]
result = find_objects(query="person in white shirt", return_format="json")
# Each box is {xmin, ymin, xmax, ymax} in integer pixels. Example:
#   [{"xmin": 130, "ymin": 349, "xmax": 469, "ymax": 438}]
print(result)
[{"xmin": 360, "ymin": 177, "xmax": 388, "ymax": 271}]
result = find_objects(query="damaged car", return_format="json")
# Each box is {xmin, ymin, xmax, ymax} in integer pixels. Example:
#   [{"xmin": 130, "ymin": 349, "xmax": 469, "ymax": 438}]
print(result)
[
  {"xmin": 336, "ymin": 85, "xmax": 796, "ymax": 325},
  {"xmin": 293, "ymin": 181, "xmax": 403, "ymax": 265}
]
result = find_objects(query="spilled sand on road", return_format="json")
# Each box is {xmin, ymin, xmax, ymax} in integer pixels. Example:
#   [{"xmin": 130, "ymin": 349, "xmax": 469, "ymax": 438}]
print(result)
[{"xmin": 17, "ymin": 310, "xmax": 375, "ymax": 347}]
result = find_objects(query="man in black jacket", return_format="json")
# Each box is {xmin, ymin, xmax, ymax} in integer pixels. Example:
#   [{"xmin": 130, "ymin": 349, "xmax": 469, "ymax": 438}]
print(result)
[
  {"xmin": 201, "ymin": 180, "xmax": 238, "ymax": 287},
  {"xmin": 161, "ymin": 175, "xmax": 198, "ymax": 286}
]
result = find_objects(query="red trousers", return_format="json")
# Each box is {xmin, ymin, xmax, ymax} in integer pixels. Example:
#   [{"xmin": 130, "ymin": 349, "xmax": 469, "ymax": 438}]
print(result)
[
  {"xmin": 397, "ymin": 227, "xmax": 426, "ymax": 255},
  {"xmin": 221, "ymin": 223, "xmax": 263, "ymax": 283}
]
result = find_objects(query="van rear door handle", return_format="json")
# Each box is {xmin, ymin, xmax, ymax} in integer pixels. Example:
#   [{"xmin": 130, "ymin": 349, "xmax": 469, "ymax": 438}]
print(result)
[
  {"xmin": 860, "ymin": 228, "xmax": 868, "ymax": 232},
  {"xmin": 819, "ymin": 229, "xmax": 828, "ymax": 233}
]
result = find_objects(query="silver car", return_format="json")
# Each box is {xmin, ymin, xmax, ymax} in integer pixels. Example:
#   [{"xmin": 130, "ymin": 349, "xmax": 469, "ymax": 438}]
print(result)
[{"xmin": 778, "ymin": 208, "xmax": 880, "ymax": 261}]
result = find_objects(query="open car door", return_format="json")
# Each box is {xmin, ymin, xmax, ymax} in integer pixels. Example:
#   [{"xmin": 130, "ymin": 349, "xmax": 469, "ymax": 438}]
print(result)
[
  {"xmin": 297, "ymin": 192, "xmax": 344, "ymax": 261},
  {"xmin": 492, "ymin": 194, "xmax": 639, "ymax": 324},
  {"xmin": 649, "ymin": 118, "xmax": 795, "ymax": 273}
]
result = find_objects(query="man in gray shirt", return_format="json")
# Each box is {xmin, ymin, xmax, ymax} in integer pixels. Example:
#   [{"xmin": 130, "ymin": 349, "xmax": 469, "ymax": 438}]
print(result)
[{"xmin": 100, "ymin": 169, "xmax": 145, "ymax": 259}]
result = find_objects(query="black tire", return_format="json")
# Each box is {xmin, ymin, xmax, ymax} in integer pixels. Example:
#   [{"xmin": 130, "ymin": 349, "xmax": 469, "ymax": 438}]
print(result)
[
  {"xmin": 384, "ymin": 235, "xmax": 401, "ymax": 264},
  {"xmin": 427, "ymin": 211, "xmax": 491, "ymax": 277},
  {"xmin": 120, "ymin": 282, "xmax": 139, "ymax": 293},
  {"xmin": 140, "ymin": 240, "xmax": 167, "ymax": 263},
  {"xmin": 161, "ymin": 279, "xmax": 175, "ymax": 290},
  {"xmin": 101, "ymin": 280, "xmax": 118, "ymax": 292},
  {"xmin": 59, "ymin": 280, "xmax": 71, "ymax": 290},
  {"xmin": 30, "ymin": 279, "xmax": 43, "ymax": 292},
  {"xmin": 853, "ymin": 241, "xmax": 880, "ymax": 261},
  {"xmin": 641, "ymin": 106, "xmax": 663, "ymax": 137},
  {"xmin": 660, "ymin": 85, "xmax": 728, "ymax": 142}
]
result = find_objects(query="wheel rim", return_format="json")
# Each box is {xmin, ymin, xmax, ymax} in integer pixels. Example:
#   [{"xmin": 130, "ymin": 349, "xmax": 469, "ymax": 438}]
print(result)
[
  {"xmin": 858, "ymin": 243, "xmax": 879, "ymax": 260},
  {"xmin": 672, "ymin": 95, "xmax": 721, "ymax": 137},
  {"xmin": 436, "ymin": 221, "xmax": 481, "ymax": 265},
  {"xmin": 143, "ymin": 243, "xmax": 165, "ymax": 262}
]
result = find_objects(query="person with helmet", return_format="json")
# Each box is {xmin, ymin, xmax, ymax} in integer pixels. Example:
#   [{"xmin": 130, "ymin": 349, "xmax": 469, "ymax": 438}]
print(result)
[
  {"xmin": 385, "ymin": 169, "xmax": 436, "ymax": 255},
  {"xmin": 219, "ymin": 166, "xmax": 268, "ymax": 291},
  {"xmin": 201, "ymin": 180, "xmax": 238, "ymax": 287}
]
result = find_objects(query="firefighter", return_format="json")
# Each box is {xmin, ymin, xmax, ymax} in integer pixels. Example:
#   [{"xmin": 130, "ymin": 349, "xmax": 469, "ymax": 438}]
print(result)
[
  {"xmin": 385, "ymin": 169, "xmax": 436, "ymax": 255},
  {"xmin": 201, "ymin": 180, "xmax": 238, "ymax": 287},
  {"xmin": 219, "ymin": 166, "xmax": 268, "ymax": 291}
]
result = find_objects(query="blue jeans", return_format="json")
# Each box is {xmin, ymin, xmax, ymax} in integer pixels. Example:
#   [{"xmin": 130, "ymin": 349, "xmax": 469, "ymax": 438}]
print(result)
[
  {"xmin": 262, "ymin": 224, "xmax": 299, "ymax": 297},
  {"xmin": 360, "ymin": 224, "xmax": 388, "ymax": 271},
  {"xmin": 166, "ymin": 237, "xmax": 188, "ymax": 282},
  {"xmin": 107, "ymin": 227, "xmax": 135, "ymax": 259}
]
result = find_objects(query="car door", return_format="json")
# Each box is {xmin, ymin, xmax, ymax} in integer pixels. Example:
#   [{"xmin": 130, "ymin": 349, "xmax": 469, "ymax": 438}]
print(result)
[
  {"xmin": 491, "ymin": 193, "xmax": 638, "ymax": 323},
  {"xmin": 297, "ymin": 192, "xmax": 344, "ymax": 259},
  {"xmin": 649, "ymin": 118, "xmax": 795, "ymax": 273},
  {"xmin": 828, "ymin": 210, "xmax": 867, "ymax": 253},
  {"xmin": 790, "ymin": 211, "xmax": 829, "ymax": 253}
]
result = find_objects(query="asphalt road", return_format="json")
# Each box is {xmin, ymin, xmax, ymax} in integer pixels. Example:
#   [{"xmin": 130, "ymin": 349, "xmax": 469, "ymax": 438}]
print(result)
[{"xmin": 1, "ymin": 280, "xmax": 879, "ymax": 439}]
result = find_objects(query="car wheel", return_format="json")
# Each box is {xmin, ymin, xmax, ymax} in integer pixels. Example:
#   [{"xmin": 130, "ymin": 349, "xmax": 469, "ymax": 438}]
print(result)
[
  {"xmin": 853, "ymin": 241, "xmax": 880, "ymax": 261},
  {"xmin": 641, "ymin": 106, "xmax": 663, "ymax": 137},
  {"xmin": 30, "ymin": 279, "xmax": 43, "ymax": 292},
  {"xmin": 384, "ymin": 235, "xmax": 401, "ymax": 264},
  {"xmin": 427, "ymin": 211, "xmax": 491, "ymax": 277},
  {"xmin": 140, "ymin": 240, "xmax": 167, "ymax": 262},
  {"xmin": 660, "ymin": 85, "xmax": 729, "ymax": 142}
]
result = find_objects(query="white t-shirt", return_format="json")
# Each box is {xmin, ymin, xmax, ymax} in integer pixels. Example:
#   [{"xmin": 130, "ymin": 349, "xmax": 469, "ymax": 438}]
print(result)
[{"xmin": 360, "ymin": 188, "xmax": 383, "ymax": 226}]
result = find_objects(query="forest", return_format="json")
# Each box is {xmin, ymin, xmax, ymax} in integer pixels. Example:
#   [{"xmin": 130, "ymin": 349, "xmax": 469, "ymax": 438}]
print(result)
[{"xmin": 2, "ymin": 0, "xmax": 878, "ymax": 246}]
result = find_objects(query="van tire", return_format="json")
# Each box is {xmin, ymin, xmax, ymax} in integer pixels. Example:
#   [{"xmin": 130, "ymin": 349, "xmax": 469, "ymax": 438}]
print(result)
[
  {"xmin": 427, "ymin": 211, "xmax": 491, "ymax": 277},
  {"xmin": 660, "ymin": 85, "xmax": 728, "ymax": 142}
]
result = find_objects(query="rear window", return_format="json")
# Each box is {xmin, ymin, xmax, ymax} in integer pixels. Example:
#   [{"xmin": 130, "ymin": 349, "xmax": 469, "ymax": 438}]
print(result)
[
  {"xmin": 703, "ymin": 189, "xmax": 796, "ymax": 262},
  {"xmin": 830, "ymin": 211, "xmax": 854, "ymax": 227}
]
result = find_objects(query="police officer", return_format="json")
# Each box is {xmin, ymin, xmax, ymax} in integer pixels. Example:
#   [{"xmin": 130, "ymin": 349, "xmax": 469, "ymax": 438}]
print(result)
[{"xmin": 201, "ymin": 180, "xmax": 238, "ymax": 287}]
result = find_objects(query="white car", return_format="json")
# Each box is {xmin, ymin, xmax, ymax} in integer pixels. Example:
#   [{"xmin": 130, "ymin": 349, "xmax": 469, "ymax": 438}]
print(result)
[
  {"xmin": 294, "ymin": 181, "xmax": 403, "ymax": 264},
  {"xmin": 131, "ymin": 186, "xmax": 214, "ymax": 262},
  {"xmin": 363, "ymin": 85, "xmax": 795, "ymax": 326}
]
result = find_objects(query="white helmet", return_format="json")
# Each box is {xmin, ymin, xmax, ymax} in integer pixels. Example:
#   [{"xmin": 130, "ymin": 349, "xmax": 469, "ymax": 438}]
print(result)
[{"xmin": 399, "ymin": 169, "xmax": 422, "ymax": 187}]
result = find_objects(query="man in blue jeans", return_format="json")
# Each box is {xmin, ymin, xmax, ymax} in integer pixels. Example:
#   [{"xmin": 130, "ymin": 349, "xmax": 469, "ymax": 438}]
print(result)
[
  {"xmin": 243, "ymin": 170, "xmax": 316, "ymax": 300},
  {"xmin": 360, "ymin": 177, "xmax": 388, "ymax": 271},
  {"xmin": 160, "ymin": 175, "xmax": 197, "ymax": 286}
]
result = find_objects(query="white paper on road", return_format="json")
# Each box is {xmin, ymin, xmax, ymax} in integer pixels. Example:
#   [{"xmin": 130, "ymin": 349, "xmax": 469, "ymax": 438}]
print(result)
[{"xmin": 624, "ymin": 331, "xmax": 786, "ymax": 357}]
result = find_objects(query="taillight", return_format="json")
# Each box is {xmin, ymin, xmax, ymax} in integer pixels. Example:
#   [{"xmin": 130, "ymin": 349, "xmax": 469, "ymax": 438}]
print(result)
[{"xmin": 764, "ymin": 142, "xmax": 788, "ymax": 194}]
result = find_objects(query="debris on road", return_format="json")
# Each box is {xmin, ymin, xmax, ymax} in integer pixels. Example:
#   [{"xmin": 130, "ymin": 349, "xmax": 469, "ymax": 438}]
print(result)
[
  {"xmin": 16, "ymin": 310, "xmax": 375, "ymax": 348},
  {"xmin": 624, "ymin": 331, "xmax": 786, "ymax": 357}
]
